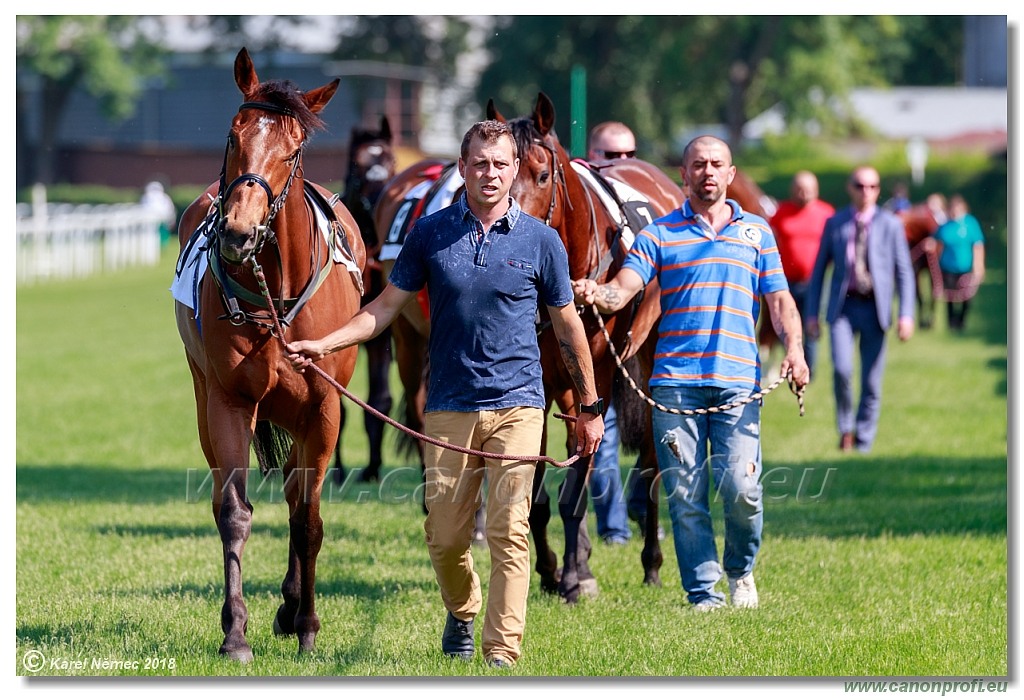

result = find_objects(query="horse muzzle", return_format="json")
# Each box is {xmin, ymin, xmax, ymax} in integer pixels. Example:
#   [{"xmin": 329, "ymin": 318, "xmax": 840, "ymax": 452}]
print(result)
[{"xmin": 218, "ymin": 224, "xmax": 261, "ymax": 264}]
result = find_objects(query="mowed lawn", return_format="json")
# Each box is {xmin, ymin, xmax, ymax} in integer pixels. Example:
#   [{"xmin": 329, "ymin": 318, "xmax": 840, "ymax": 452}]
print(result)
[{"xmin": 15, "ymin": 244, "xmax": 1008, "ymax": 679}]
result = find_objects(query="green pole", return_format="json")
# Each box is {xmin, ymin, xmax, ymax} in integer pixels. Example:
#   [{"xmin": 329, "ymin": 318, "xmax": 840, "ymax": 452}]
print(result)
[{"xmin": 570, "ymin": 65, "xmax": 587, "ymax": 159}]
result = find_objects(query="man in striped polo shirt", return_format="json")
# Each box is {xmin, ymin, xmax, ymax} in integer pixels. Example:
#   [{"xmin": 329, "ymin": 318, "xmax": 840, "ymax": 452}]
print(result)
[{"xmin": 573, "ymin": 135, "xmax": 810, "ymax": 610}]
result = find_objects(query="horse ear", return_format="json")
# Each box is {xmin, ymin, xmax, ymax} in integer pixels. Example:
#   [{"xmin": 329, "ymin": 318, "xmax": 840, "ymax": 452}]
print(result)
[
  {"xmin": 380, "ymin": 116, "xmax": 392, "ymax": 141},
  {"xmin": 533, "ymin": 92, "xmax": 556, "ymax": 136},
  {"xmin": 486, "ymin": 98, "xmax": 506, "ymax": 123},
  {"xmin": 234, "ymin": 48, "xmax": 260, "ymax": 99},
  {"xmin": 303, "ymin": 78, "xmax": 340, "ymax": 114}
]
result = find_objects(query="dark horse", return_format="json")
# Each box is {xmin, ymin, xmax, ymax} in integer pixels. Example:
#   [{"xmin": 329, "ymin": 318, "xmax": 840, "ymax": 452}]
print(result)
[
  {"xmin": 173, "ymin": 48, "xmax": 365, "ymax": 660},
  {"xmin": 334, "ymin": 116, "xmax": 397, "ymax": 483}
]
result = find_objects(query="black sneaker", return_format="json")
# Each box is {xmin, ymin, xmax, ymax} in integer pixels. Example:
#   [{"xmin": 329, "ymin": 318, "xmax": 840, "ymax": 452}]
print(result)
[{"xmin": 441, "ymin": 611, "xmax": 474, "ymax": 660}]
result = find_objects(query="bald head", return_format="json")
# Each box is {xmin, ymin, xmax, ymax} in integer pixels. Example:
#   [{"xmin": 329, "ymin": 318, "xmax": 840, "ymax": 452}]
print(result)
[
  {"xmin": 790, "ymin": 170, "xmax": 820, "ymax": 207},
  {"xmin": 682, "ymin": 135, "xmax": 732, "ymax": 167}
]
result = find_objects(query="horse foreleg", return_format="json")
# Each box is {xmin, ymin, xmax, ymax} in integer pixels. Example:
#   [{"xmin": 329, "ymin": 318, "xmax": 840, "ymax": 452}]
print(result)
[
  {"xmin": 207, "ymin": 397, "xmax": 256, "ymax": 662},
  {"xmin": 361, "ymin": 328, "xmax": 393, "ymax": 483},
  {"xmin": 333, "ymin": 403, "xmax": 347, "ymax": 485},
  {"xmin": 529, "ymin": 461, "xmax": 560, "ymax": 593},
  {"xmin": 638, "ymin": 442, "xmax": 663, "ymax": 587},
  {"xmin": 275, "ymin": 449, "xmax": 303, "ymax": 638},
  {"xmin": 284, "ymin": 440, "xmax": 330, "ymax": 653},
  {"xmin": 556, "ymin": 457, "xmax": 591, "ymax": 604}
]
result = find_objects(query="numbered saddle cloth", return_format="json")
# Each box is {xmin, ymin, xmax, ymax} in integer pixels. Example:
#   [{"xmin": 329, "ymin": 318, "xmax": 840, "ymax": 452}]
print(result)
[{"xmin": 379, "ymin": 162, "xmax": 463, "ymax": 261}]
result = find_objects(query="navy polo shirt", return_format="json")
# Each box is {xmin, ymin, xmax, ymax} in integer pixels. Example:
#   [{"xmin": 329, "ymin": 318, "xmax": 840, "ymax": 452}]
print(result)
[{"xmin": 389, "ymin": 193, "xmax": 573, "ymax": 412}]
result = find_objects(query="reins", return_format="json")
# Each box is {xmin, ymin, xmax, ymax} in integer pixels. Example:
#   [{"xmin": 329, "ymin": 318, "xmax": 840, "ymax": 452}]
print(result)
[
  {"xmin": 588, "ymin": 304, "xmax": 806, "ymax": 417},
  {"xmin": 251, "ymin": 261, "xmax": 582, "ymax": 469}
]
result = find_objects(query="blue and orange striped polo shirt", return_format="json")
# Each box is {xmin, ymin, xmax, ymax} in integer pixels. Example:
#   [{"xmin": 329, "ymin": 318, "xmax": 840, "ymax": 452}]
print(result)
[{"xmin": 623, "ymin": 198, "xmax": 788, "ymax": 390}]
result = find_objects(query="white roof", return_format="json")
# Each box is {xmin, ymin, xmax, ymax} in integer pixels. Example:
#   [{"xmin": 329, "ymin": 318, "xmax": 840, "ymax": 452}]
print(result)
[{"xmin": 744, "ymin": 86, "xmax": 1007, "ymax": 141}]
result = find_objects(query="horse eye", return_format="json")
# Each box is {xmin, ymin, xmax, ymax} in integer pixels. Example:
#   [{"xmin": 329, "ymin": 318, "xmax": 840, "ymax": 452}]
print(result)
[{"xmin": 539, "ymin": 171, "xmax": 550, "ymax": 185}]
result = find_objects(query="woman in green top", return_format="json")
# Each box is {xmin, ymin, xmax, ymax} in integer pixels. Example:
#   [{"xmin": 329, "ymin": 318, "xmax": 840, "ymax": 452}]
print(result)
[{"xmin": 931, "ymin": 194, "xmax": 985, "ymax": 331}]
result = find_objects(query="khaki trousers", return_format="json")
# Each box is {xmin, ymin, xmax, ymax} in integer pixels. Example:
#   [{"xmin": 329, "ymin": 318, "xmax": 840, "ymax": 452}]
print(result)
[{"xmin": 423, "ymin": 407, "xmax": 542, "ymax": 663}]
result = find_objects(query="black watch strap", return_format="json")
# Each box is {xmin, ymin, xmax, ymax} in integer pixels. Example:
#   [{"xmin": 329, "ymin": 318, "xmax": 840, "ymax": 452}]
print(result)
[{"xmin": 578, "ymin": 398, "xmax": 605, "ymax": 415}]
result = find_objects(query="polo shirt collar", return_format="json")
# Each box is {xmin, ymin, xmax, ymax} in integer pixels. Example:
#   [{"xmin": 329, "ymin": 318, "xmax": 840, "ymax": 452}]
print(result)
[{"xmin": 458, "ymin": 192, "xmax": 521, "ymax": 233}]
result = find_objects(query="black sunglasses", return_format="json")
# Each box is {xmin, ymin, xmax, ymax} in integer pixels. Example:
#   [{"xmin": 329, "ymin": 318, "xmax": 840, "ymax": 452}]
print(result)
[
  {"xmin": 852, "ymin": 182, "xmax": 880, "ymax": 190},
  {"xmin": 599, "ymin": 150, "xmax": 636, "ymax": 159}
]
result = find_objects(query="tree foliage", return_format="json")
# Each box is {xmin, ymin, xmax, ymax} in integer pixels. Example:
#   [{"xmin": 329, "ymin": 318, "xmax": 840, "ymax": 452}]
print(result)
[
  {"xmin": 16, "ymin": 15, "xmax": 165, "ymax": 184},
  {"xmin": 475, "ymin": 16, "xmax": 963, "ymax": 160}
]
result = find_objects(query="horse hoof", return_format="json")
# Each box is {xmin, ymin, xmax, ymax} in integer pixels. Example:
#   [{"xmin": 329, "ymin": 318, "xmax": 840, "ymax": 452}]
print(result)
[
  {"xmin": 273, "ymin": 605, "xmax": 295, "ymax": 636},
  {"xmin": 579, "ymin": 576, "xmax": 599, "ymax": 599},
  {"xmin": 357, "ymin": 468, "xmax": 380, "ymax": 483},
  {"xmin": 643, "ymin": 573, "xmax": 663, "ymax": 587},
  {"xmin": 219, "ymin": 643, "xmax": 254, "ymax": 663},
  {"xmin": 298, "ymin": 633, "xmax": 317, "ymax": 653}
]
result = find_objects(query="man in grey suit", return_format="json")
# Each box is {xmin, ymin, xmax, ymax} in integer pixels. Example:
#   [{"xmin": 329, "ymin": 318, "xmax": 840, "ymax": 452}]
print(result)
[{"xmin": 806, "ymin": 165, "xmax": 915, "ymax": 453}]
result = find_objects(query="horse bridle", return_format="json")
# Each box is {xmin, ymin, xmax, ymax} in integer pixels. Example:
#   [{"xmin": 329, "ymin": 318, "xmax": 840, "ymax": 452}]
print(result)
[
  {"xmin": 214, "ymin": 101, "xmax": 306, "ymax": 261},
  {"xmin": 532, "ymin": 136, "xmax": 604, "ymax": 281},
  {"xmin": 345, "ymin": 140, "xmax": 392, "ymax": 212},
  {"xmin": 531, "ymin": 137, "xmax": 569, "ymax": 228}
]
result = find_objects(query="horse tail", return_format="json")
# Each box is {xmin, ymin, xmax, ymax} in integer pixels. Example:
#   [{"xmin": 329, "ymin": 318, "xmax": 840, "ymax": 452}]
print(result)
[
  {"xmin": 252, "ymin": 420, "xmax": 293, "ymax": 477},
  {"xmin": 389, "ymin": 394, "xmax": 419, "ymax": 461},
  {"xmin": 615, "ymin": 357, "xmax": 648, "ymax": 455}
]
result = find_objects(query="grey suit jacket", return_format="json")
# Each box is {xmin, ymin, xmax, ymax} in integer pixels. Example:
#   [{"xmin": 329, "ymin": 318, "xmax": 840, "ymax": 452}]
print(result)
[{"xmin": 805, "ymin": 205, "xmax": 915, "ymax": 330}]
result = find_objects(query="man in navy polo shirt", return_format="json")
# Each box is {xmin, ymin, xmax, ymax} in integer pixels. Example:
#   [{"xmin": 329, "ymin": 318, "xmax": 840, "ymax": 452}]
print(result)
[
  {"xmin": 573, "ymin": 135, "xmax": 809, "ymax": 611},
  {"xmin": 286, "ymin": 120, "xmax": 604, "ymax": 667}
]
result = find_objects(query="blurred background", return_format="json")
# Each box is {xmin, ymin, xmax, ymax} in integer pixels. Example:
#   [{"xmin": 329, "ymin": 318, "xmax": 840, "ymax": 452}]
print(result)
[{"xmin": 14, "ymin": 15, "xmax": 1009, "ymax": 282}]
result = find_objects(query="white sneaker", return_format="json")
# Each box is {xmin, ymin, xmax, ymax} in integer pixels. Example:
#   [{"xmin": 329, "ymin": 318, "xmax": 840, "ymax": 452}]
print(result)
[
  {"xmin": 692, "ymin": 597, "xmax": 725, "ymax": 612},
  {"xmin": 729, "ymin": 573, "xmax": 759, "ymax": 608}
]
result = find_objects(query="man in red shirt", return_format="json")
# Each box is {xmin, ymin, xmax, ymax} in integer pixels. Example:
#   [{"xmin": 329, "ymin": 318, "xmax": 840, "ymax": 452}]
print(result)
[{"xmin": 768, "ymin": 170, "xmax": 834, "ymax": 380}]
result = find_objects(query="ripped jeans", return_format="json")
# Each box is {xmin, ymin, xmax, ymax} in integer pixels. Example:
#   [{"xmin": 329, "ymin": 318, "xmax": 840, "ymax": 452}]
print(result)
[{"xmin": 651, "ymin": 386, "xmax": 763, "ymax": 605}]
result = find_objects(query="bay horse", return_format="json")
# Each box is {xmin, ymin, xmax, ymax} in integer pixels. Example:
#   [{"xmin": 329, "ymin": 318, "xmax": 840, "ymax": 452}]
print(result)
[
  {"xmin": 334, "ymin": 116, "xmax": 397, "ymax": 483},
  {"xmin": 487, "ymin": 93, "xmax": 688, "ymax": 600},
  {"xmin": 173, "ymin": 48, "xmax": 365, "ymax": 661}
]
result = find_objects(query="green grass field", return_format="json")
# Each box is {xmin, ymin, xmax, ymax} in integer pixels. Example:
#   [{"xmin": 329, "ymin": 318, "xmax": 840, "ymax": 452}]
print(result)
[{"xmin": 15, "ymin": 244, "xmax": 1008, "ymax": 680}]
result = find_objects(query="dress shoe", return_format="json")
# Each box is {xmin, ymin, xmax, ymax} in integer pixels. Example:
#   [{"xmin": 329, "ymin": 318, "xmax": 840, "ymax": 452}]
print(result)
[
  {"xmin": 441, "ymin": 611, "xmax": 474, "ymax": 660},
  {"xmin": 839, "ymin": 432, "xmax": 855, "ymax": 452}
]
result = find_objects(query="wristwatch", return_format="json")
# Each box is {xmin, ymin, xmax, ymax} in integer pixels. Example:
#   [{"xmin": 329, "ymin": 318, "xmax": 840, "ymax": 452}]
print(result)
[{"xmin": 578, "ymin": 398, "xmax": 605, "ymax": 415}]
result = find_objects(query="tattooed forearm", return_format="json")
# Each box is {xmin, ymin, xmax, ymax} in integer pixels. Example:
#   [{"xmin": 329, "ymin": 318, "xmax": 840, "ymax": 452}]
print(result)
[
  {"xmin": 596, "ymin": 285, "xmax": 623, "ymax": 312},
  {"xmin": 558, "ymin": 338, "xmax": 589, "ymax": 395},
  {"xmin": 773, "ymin": 303, "xmax": 803, "ymax": 351}
]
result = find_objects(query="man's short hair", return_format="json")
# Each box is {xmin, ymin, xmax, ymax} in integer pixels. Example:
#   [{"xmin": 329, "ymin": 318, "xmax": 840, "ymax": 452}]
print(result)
[
  {"xmin": 461, "ymin": 120, "xmax": 518, "ymax": 161},
  {"xmin": 588, "ymin": 121, "xmax": 634, "ymax": 151}
]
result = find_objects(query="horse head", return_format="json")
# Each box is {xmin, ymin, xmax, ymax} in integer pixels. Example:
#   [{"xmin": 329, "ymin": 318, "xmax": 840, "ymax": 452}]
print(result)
[
  {"xmin": 345, "ymin": 116, "xmax": 396, "ymax": 222},
  {"xmin": 487, "ymin": 92, "xmax": 600, "ymax": 279},
  {"xmin": 217, "ymin": 47, "xmax": 339, "ymax": 263},
  {"xmin": 487, "ymin": 93, "xmax": 570, "ymax": 230}
]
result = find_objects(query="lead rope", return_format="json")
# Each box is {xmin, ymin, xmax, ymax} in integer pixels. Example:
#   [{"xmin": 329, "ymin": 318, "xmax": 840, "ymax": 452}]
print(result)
[
  {"xmin": 589, "ymin": 304, "xmax": 805, "ymax": 417},
  {"xmin": 251, "ymin": 260, "xmax": 582, "ymax": 468}
]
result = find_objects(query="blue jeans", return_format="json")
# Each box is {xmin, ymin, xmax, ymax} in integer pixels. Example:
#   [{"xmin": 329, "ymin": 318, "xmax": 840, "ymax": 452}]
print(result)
[
  {"xmin": 589, "ymin": 403, "xmax": 631, "ymax": 541},
  {"xmin": 651, "ymin": 386, "xmax": 763, "ymax": 605}
]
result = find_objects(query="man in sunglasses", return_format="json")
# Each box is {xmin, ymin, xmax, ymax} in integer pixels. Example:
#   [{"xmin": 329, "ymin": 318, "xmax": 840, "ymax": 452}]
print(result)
[
  {"xmin": 805, "ymin": 165, "xmax": 916, "ymax": 453},
  {"xmin": 588, "ymin": 121, "xmax": 637, "ymax": 161}
]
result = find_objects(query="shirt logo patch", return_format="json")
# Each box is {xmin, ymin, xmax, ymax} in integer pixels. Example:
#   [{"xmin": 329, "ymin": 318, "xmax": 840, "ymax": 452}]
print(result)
[{"xmin": 740, "ymin": 226, "xmax": 762, "ymax": 245}]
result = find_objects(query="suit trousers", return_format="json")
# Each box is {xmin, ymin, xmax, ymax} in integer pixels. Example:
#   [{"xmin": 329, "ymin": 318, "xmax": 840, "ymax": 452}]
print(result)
[
  {"xmin": 422, "ymin": 407, "xmax": 542, "ymax": 663},
  {"xmin": 829, "ymin": 296, "xmax": 888, "ymax": 451}
]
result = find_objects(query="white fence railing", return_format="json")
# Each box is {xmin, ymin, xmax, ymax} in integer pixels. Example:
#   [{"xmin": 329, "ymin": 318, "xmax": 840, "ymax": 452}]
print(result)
[{"xmin": 17, "ymin": 192, "xmax": 164, "ymax": 285}]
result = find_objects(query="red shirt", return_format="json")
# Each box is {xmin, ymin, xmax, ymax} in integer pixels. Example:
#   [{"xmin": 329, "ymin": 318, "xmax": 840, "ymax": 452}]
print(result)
[{"xmin": 770, "ymin": 198, "xmax": 835, "ymax": 283}]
